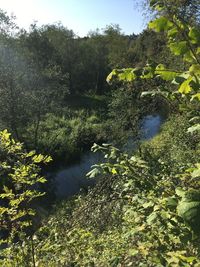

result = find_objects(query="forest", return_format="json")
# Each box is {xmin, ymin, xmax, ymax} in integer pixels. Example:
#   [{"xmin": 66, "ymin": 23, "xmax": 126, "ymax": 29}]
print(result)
[{"xmin": 0, "ymin": 0, "xmax": 200, "ymax": 266}]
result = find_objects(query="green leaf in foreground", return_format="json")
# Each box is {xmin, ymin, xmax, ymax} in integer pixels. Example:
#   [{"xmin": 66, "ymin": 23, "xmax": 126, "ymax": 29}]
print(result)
[
  {"xmin": 149, "ymin": 17, "xmax": 173, "ymax": 32},
  {"xmin": 155, "ymin": 64, "xmax": 177, "ymax": 81},
  {"xmin": 189, "ymin": 27, "xmax": 200, "ymax": 44},
  {"xmin": 178, "ymin": 77, "xmax": 193, "ymax": 94},
  {"xmin": 169, "ymin": 41, "xmax": 189, "ymax": 56}
]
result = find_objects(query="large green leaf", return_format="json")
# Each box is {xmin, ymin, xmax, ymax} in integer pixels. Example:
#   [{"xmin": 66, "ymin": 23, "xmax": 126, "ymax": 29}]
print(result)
[
  {"xmin": 149, "ymin": 17, "xmax": 173, "ymax": 32},
  {"xmin": 118, "ymin": 68, "xmax": 136, "ymax": 82},
  {"xmin": 106, "ymin": 69, "xmax": 119, "ymax": 84},
  {"xmin": 189, "ymin": 27, "xmax": 200, "ymax": 44},
  {"xmin": 141, "ymin": 66, "xmax": 154, "ymax": 79},
  {"xmin": 169, "ymin": 41, "xmax": 189, "ymax": 56},
  {"xmin": 178, "ymin": 77, "xmax": 193, "ymax": 94},
  {"xmin": 155, "ymin": 64, "xmax": 177, "ymax": 81},
  {"xmin": 189, "ymin": 64, "xmax": 200, "ymax": 77},
  {"xmin": 106, "ymin": 68, "xmax": 137, "ymax": 83},
  {"xmin": 183, "ymin": 51, "xmax": 196, "ymax": 63}
]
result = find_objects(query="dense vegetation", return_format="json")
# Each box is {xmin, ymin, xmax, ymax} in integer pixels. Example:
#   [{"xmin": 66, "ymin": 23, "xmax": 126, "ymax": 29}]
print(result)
[
  {"xmin": 0, "ymin": 10, "xmax": 166, "ymax": 162},
  {"xmin": 0, "ymin": 0, "xmax": 200, "ymax": 266}
]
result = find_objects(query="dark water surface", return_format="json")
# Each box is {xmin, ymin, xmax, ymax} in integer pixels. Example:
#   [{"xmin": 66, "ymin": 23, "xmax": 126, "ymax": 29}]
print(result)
[{"xmin": 51, "ymin": 114, "xmax": 164, "ymax": 199}]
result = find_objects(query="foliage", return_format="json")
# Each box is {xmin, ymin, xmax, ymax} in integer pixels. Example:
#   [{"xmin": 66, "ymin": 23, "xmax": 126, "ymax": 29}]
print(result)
[
  {"xmin": 0, "ymin": 130, "xmax": 51, "ymax": 266},
  {"xmin": 141, "ymin": 114, "xmax": 200, "ymax": 173},
  {"xmin": 135, "ymin": 0, "xmax": 200, "ymax": 25},
  {"xmin": 96, "ymin": 1, "xmax": 200, "ymax": 265},
  {"xmin": 22, "ymin": 1, "xmax": 199, "ymax": 266},
  {"xmin": 105, "ymin": 82, "xmax": 162, "ymax": 147},
  {"xmin": 1, "ymin": 1, "xmax": 200, "ymax": 266},
  {"xmin": 14, "ymin": 139, "xmax": 200, "ymax": 266},
  {"xmin": 107, "ymin": 4, "xmax": 200, "ymax": 102},
  {"xmin": 107, "ymin": 0, "xmax": 200, "ymax": 181}
]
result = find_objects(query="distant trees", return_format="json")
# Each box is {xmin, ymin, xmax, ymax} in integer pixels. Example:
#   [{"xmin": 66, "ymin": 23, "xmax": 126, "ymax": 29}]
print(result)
[{"xmin": 19, "ymin": 23, "xmax": 135, "ymax": 96}]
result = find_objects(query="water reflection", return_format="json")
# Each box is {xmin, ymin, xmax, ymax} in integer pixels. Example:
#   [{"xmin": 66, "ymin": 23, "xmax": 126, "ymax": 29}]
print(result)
[
  {"xmin": 141, "ymin": 114, "xmax": 163, "ymax": 140},
  {"xmin": 54, "ymin": 152, "xmax": 101, "ymax": 198}
]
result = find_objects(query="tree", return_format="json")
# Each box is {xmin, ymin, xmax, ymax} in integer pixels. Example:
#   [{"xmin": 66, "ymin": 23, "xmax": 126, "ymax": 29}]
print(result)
[
  {"xmin": 103, "ymin": 24, "xmax": 130, "ymax": 68},
  {"xmin": 87, "ymin": 30, "xmax": 110, "ymax": 94},
  {"xmin": 135, "ymin": 0, "xmax": 200, "ymax": 24},
  {"xmin": 0, "ymin": 9, "xmax": 18, "ymax": 36},
  {"xmin": 20, "ymin": 23, "xmax": 70, "ymax": 97}
]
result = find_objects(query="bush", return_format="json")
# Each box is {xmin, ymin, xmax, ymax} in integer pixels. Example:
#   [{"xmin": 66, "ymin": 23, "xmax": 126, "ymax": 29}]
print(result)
[
  {"xmin": 141, "ymin": 114, "xmax": 200, "ymax": 174},
  {"xmin": 27, "ymin": 111, "xmax": 106, "ymax": 163}
]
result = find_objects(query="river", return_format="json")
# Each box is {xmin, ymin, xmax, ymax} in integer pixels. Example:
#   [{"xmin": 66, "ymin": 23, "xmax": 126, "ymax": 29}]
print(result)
[{"xmin": 49, "ymin": 114, "xmax": 164, "ymax": 199}]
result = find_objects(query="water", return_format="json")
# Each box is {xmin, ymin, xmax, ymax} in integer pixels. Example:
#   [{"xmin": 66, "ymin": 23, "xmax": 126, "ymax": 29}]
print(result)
[
  {"xmin": 53, "ymin": 152, "xmax": 101, "ymax": 198},
  {"xmin": 52, "ymin": 114, "xmax": 163, "ymax": 199},
  {"xmin": 124, "ymin": 114, "xmax": 163, "ymax": 152},
  {"xmin": 141, "ymin": 114, "xmax": 163, "ymax": 140}
]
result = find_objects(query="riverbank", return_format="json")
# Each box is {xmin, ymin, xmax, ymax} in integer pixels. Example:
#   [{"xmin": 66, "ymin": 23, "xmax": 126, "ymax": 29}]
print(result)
[{"xmin": 48, "ymin": 113, "xmax": 165, "ymax": 200}]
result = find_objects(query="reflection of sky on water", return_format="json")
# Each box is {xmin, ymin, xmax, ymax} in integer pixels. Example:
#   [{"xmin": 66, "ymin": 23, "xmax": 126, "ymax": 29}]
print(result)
[
  {"xmin": 53, "ymin": 114, "xmax": 163, "ymax": 199},
  {"xmin": 54, "ymin": 152, "xmax": 101, "ymax": 198},
  {"xmin": 141, "ymin": 115, "xmax": 163, "ymax": 140}
]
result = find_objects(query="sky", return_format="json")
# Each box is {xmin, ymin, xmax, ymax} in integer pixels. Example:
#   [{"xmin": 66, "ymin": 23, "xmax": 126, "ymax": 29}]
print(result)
[{"xmin": 0, "ymin": 0, "xmax": 146, "ymax": 36}]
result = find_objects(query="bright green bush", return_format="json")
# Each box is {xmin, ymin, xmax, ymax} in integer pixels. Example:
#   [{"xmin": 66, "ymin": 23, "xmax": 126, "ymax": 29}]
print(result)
[
  {"xmin": 28, "ymin": 111, "xmax": 106, "ymax": 162},
  {"xmin": 0, "ymin": 130, "xmax": 51, "ymax": 267}
]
